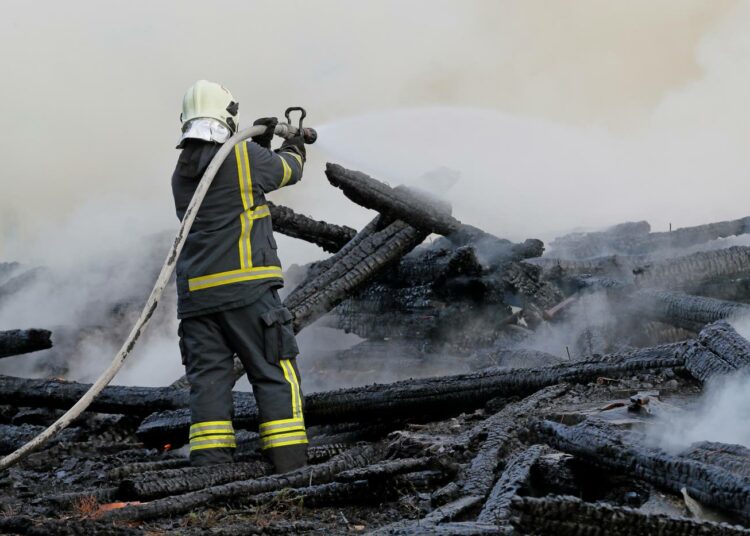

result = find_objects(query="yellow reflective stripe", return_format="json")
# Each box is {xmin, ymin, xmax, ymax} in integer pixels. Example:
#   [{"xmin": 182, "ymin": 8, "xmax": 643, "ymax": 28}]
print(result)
[
  {"xmin": 190, "ymin": 437, "xmax": 237, "ymax": 451},
  {"xmin": 190, "ymin": 421, "xmax": 233, "ymax": 432},
  {"xmin": 279, "ymin": 155, "xmax": 292, "ymax": 188},
  {"xmin": 241, "ymin": 142, "xmax": 254, "ymax": 208},
  {"xmin": 260, "ymin": 426, "xmax": 305, "ymax": 438},
  {"xmin": 261, "ymin": 431, "xmax": 308, "ymax": 450},
  {"xmin": 237, "ymin": 204, "xmax": 271, "ymax": 270},
  {"xmin": 235, "ymin": 145, "xmax": 248, "ymax": 211},
  {"xmin": 190, "ymin": 427, "xmax": 235, "ymax": 440},
  {"xmin": 259, "ymin": 417, "xmax": 305, "ymax": 433},
  {"xmin": 280, "ymin": 360, "xmax": 302, "ymax": 420},
  {"xmin": 281, "ymin": 151, "xmax": 303, "ymax": 169},
  {"xmin": 188, "ymin": 266, "xmax": 283, "ymax": 291},
  {"xmin": 248, "ymin": 205, "xmax": 271, "ymax": 219}
]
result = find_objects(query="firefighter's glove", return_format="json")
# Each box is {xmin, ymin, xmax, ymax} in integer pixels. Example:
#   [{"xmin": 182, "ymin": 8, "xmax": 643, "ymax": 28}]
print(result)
[
  {"xmin": 279, "ymin": 134, "xmax": 306, "ymax": 161},
  {"xmin": 251, "ymin": 117, "xmax": 279, "ymax": 149}
]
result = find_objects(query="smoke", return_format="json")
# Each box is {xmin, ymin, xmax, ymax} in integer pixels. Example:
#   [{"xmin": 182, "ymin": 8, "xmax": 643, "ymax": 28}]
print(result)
[
  {"xmin": 2, "ymin": 1, "xmax": 750, "ymax": 387},
  {"xmin": 650, "ymin": 372, "xmax": 750, "ymax": 451}
]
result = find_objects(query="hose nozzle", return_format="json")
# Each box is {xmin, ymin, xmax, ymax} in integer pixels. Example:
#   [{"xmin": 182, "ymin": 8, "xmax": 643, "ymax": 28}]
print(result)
[{"xmin": 275, "ymin": 106, "xmax": 317, "ymax": 144}]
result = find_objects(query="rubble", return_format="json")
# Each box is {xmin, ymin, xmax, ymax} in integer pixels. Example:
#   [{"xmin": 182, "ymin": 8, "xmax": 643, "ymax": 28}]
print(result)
[{"xmin": 2, "ymin": 164, "xmax": 750, "ymax": 534}]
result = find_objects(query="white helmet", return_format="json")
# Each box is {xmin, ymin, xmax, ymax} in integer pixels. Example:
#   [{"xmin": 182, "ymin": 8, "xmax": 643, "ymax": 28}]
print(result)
[{"xmin": 177, "ymin": 80, "xmax": 239, "ymax": 148}]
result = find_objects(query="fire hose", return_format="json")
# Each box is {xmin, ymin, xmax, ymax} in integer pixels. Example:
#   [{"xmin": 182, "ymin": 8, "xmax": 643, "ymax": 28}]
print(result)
[{"xmin": 0, "ymin": 109, "xmax": 317, "ymax": 471}]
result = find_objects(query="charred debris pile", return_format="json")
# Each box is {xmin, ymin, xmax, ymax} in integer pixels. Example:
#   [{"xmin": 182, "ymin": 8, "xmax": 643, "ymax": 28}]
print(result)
[{"xmin": 2, "ymin": 165, "xmax": 750, "ymax": 534}]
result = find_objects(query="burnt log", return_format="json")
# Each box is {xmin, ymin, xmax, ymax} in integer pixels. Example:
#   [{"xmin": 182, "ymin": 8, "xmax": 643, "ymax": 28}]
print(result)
[
  {"xmin": 286, "ymin": 217, "xmax": 428, "ymax": 332},
  {"xmin": 0, "ymin": 517, "xmax": 143, "ymax": 536},
  {"xmin": 511, "ymin": 495, "xmax": 750, "ymax": 536},
  {"xmin": 326, "ymin": 162, "xmax": 461, "ymax": 237},
  {"xmin": 631, "ymin": 290, "xmax": 750, "ymax": 332},
  {"xmin": 683, "ymin": 320, "xmax": 750, "ymax": 382},
  {"xmin": 118, "ymin": 459, "xmax": 272, "ymax": 501},
  {"xmin": 107, "ymin": 458, "xmax": 189, "ymax": 480},
  {"xmin": 267, "ymin": 201, "xmax": 356, "ymax": 253},
  {"xmin": 550, "ymin": 216, "xmax": 750, "ymax": 259},
  {"xmin": 477, "ymin": 445, "xmax": 547, "ymax": 525},
  {"xmin": 549, "ymin": 221, "xmax": 651, "ymax": 259},
  {"xmin": 634, "ymin": 246, "xmax": 750, "ymax": 289},
  {"xmin": 100, "ymin": 444, "xmax": 378, "ymax": 521},
  {"xmin": 325, "ymin": 163, "xmax": 544, "ymax": 263},
  {"xmin": 335, "ymin": 456, "xmax": 435, "ymax": 482},
  {"xmin": 0, "ymin": 423, "xmax": 81, "ymax": 454},
  {"xmin": 137, "ymin": 344, "xmax": 684, "ymax": 448},
  {"xmin": 681, "ymin": 442, "xmax": 750, "ymax": 479},
  {"xmin": 0, "ymin": 329, "xmax": 52, "ymax": 358},
  {"xmin": 0, "ymin": 374, "xmax": 191, "ymax": 415},
  {"xmin": 536, "ymin": 419, "xmax": 750, "ymax": 522}
]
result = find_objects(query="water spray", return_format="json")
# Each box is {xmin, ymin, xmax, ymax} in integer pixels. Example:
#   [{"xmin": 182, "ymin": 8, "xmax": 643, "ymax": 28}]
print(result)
[{"xmin": 0, "ymin": 109, "xmax": 316, "ymax": 471}]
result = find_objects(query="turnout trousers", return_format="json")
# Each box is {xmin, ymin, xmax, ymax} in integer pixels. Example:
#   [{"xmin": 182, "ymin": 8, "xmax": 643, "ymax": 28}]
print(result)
[{"xmin": 178, "ymin": 289, "xmax": 307, "ymax": 472}]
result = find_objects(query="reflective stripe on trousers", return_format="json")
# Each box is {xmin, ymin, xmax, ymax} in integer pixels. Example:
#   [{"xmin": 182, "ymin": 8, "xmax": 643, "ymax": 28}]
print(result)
[
  {"xmin": 258, "ymin": 359, "xmax": 307, "ymax": 450},
  {"xmin": 189, "ymin": 420, "xmax": 236, "ymax": 452}
]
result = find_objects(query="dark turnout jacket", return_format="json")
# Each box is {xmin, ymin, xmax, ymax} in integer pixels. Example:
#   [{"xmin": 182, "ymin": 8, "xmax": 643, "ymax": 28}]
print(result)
[{"xmin": 172, "ymin": 139, "xmax": 303, "ymax": 318}]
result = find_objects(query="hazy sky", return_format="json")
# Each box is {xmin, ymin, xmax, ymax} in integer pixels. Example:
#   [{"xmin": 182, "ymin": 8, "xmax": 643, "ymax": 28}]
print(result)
[{"xmin": 0, "ymin": 0, "xmax": 747, "ymax": 261}]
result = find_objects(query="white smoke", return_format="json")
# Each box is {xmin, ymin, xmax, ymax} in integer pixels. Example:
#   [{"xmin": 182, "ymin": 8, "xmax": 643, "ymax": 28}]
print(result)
[{"xmin": 2, "ymin": 2, "xmax": 750, "ymax": 389}]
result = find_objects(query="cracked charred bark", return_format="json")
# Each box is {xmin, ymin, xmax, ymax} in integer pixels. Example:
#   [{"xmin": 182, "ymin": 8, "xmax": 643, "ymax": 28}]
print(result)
[
  {"xmin": 630, "ymin": 289, "xmax": 750, "ymax": 332},
  {"xmin": 286, "ymin": 218, "xmax": 428, "ymax": 332},
  {"xmin": 325, "ymin": 163, "xmax": 544, "ymax": 263},
  {"xmin": 535, "ymin": 419, "xmax": 750, "ymax": 522},
  {"xmin": 267, "ymin": 202, "xmax": 356, "ymax": 253},
  {"xmin": 137, "ymin": 344, "xmax": 684, "ymax": 447},
  {"xmin": 633, "ymin": 246, "xmax": 750, "ymax": 289},
  {"xmin": 476, "ymin": 444, "xmax": 548, "ymax": 526},
  {"xmin": 118, "ymin": 459, "xmax": 273, "ymax": 500},
  {"xmin": 100, "ymin": 444, "xmax": 378, "ymax": 521},
  {"xmin": 683, "ymin": 320, "xmax": 750, "ymax": 382},
  {"xmin": 0, "ymin": 329, "xmax": 52, "ymax": 358},
  {"xmin": 0, "ymin": 374, "xmax": 191, "ymax": 415},
  {"xmin": 549, "ymin": 216, "xmax": 750, "ymax": 258},
  {"xmin": 511, "ymin": 495, "xmax": 750, "ymax": 536}
]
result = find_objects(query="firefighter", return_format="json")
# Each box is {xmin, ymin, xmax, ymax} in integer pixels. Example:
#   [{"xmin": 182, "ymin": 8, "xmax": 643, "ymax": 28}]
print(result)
[{"xmin": 171, "ymin": 80, "xmax": 307, "ymax": 472}]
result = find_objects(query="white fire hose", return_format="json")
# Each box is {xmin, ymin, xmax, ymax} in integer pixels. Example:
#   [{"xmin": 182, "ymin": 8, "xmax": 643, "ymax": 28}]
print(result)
[{"xmin": 0, "ymin": 121, "xmax": 307, "ymax": 471}]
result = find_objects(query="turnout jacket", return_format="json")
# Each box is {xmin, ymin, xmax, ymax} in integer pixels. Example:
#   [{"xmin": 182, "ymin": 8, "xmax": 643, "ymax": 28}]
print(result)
[{"xmin": 172, "ymin": 139, "xmax": 303, "ymax": 318}]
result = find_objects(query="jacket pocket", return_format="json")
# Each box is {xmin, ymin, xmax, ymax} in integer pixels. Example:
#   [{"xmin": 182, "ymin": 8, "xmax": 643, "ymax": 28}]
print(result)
[{"xmin": 260, "ymin": 307, "xmax": 299, "ymax": 364}]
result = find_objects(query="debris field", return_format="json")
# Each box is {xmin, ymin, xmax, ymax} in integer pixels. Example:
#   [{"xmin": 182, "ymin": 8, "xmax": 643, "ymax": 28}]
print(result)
[{"xmin": 1, "ymin": 163, "xmax": 750, "ymax": 534}]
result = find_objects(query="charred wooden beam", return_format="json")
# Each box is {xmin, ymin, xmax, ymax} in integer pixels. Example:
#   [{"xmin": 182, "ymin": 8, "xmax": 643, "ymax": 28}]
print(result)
[
  {"xmin": 634, "ymin": 246, "xmax": 750, "ymax": 289},
  {"xmin": 476, "ymin": 445, "xmax": 547, "ymax": 526},
  {"xmin": 535, "ymin": 419, "xmax": 750, "ymax": 522},
  {"xmin": 334, "ymin": 456, "xmax": 435, "ymax": 482},
  {"xmin": 0, "ymin": 423, "xmax": 81, "ymax": 454},
  {"xmin": 325, "ymin": 163, "xmax": 545, "ymax": 262},
  {"xmin": 550, "ymin": 216, "xmax": 750, "ymax": 259},
  {"xmin": 683, "ymin": 320, "xmax": 750, "ymax": 382},
  {"xmin": 326, "ymin": 163, "xmax": 460, "ymax": 236},
  {"xmin": 549, "ymin": 221, "xmax": 651, "ymax": 259},
  {"xmin": 0, "ymin": 517, "xmax": 143, "ymax": 536},
  {"xmin": 286, "ymin": 218, "xmax": 428, "ymax": 332},
  {"xmin": 267, "ymin": 201, "xmax": 356, "ymax": 253},
  {"xmin": 101, "ymin": 444, "xmax": 378, "ymax": 521},
  {"xmin": 137, "ymin": 344, "xmax": 684, "ymax": 448},
  {"xmin": 630, "ymin": 289, "xmax": 750, "ymax": 332},
  {"xmin": 0, "ymin": 374, "xmax": 191, "ymax": 415},
  {"xmin": 107, "ymin": 458, "xmax": 188, "ymax": 480},
  {"xmin": 511, "ymin": 495, "xmax": 750, "ymax": 536},
  {"xmin": 0, "ymin": 329, "xmax": 52, "ymax": 358},
  {"xmin": 118, "ymin": 459, "xmax": 272, "ymax": 501}
]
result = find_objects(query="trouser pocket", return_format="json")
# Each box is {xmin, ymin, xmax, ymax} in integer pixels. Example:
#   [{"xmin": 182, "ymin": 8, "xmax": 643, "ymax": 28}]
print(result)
[
  {"xmin": 177, "ymin": 321, "xmax": 187, "ymax": 365},
  {"xmin": 260, "ymin": 307, "xmax": 299, "ymax": 364}
]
